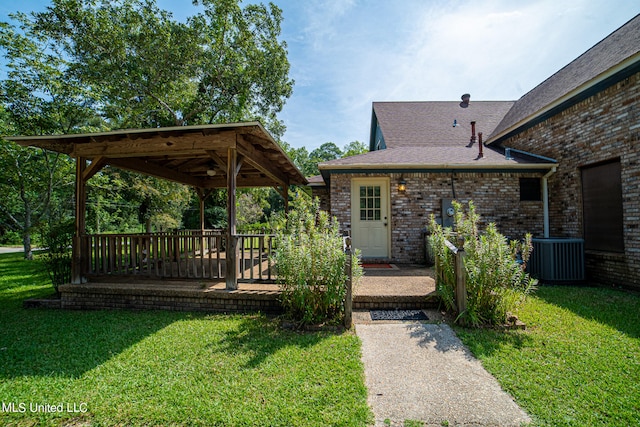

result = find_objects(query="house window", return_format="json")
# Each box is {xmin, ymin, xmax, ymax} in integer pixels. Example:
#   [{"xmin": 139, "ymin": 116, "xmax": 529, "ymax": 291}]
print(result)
[
  {"xmin": 359, "ymin": 186, "xmax": 381, "ymax": 221},
  {"xmin": 581, "ymin": 159, "xmax": 624, "ymax": 252},
  {"xmin": 520, "ymin": 178, "xmax": 542, "ymax": 201}
]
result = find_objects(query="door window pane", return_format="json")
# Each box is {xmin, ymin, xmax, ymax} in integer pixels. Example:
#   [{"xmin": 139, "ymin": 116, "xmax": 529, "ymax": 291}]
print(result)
[{"xmin": 359, "ymin": 186, "xmax": 382, "ymax": 222}]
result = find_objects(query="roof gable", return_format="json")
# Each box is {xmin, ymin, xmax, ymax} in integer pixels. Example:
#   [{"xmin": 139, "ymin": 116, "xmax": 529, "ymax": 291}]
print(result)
[{"xmin": 489, "ymin": 13, "xmax": 640, "ymax": 142}]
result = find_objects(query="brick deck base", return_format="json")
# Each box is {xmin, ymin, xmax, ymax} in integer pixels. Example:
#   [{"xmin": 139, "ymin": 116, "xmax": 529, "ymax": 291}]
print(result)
[
  {"xmin": 58, "ymin": 282, "xmax": 283, "ymax": 314},
  {"xmin": 29, "ymin": 267, "xmax": 439, "ymax": 313}
]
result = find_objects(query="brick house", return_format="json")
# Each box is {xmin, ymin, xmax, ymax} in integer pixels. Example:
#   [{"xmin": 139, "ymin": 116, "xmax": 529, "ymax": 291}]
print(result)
[{"xmin": 314, "ymin": 14, "xmax": 640, "ymax": 289}]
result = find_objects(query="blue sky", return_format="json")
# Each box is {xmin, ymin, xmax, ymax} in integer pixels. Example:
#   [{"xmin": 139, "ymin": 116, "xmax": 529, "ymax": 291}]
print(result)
[{"xmin": 1, "ymin": 1, "xmax": 639, "ymax": 150}]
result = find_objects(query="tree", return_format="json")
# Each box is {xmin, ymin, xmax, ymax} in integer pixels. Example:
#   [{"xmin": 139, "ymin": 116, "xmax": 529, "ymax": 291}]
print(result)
[
  {"xmin": 281, "ymin": 141, "xmax": 368, "ymax": 178},
  {"xmin": 1, "ymin": 0, "xmax": 295, "ymax": 248},
  {"xmin": 236, "ymin": 192, "xmax": 266, "ymax": 229},
  {"xmin": 279, "ymin": 141, "xmax": 316, "ymax": 178},
  {"xmin": 342, "ymin": 140, "xmax": 367, "ymax": 157},
  {"xmin": 310, "ymin": 142, "xmax": 342, "ymax": 163},
  {"xmin": 0, "ymin": 18, "xmax": 101, "ymax": 258},
  {"xmin": 28, "ymin": 0, "xmax": 293, "ymax": 135},
  {"xmin": 290, "ymin": 142, "xmax": 343, "ymax": 177},
  {"xmin": 0, "ymin": 141, "xmax": 75, "ymax": 259}
]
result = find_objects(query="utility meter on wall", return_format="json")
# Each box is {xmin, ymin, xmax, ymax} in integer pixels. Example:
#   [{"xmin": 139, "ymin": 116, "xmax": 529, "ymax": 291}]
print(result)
[{"xmin": 441, "ymin": 198, "xmax": 455, "ymax": 229}]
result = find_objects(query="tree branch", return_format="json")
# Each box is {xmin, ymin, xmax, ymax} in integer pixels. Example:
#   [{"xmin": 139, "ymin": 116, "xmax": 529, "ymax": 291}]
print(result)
[{"xmin": 146, "ymin": 92, "xmax": 181, "ymax": 125}]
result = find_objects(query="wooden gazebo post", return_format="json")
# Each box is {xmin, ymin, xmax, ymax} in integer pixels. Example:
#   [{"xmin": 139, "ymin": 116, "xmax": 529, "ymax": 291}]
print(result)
[
  {"xmin": 72, "ymin": 157, "xmax": 87, "ymax": 284},
  {"xmin": 226, "ymin": 146, "xmax": 239, "ymax": 290}
]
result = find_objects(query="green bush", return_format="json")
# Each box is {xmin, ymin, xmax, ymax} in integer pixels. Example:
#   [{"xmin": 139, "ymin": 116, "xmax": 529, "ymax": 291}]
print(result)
[
  {"xmin": 38, "ymin": 219, "xmax": 74, "ymax": 292},
  {"xmin": 273, "ymin": 193, "xmax": 362, "ymax": 326},
  {"xmin": 429, "ymin": 201, "xmax": 536, "ymax": 326},
  {"xmin": 0, "ymin": 230, "xmax": 23, "ymax": 246}
]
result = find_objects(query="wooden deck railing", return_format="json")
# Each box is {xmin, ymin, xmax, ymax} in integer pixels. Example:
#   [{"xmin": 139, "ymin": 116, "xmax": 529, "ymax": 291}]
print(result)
[
  {"xmin": 238, "ymin": 234, "xmax": 275, "ymax": 282},
  {"xmin": 81, "ymin": 231, "xmax": 276, "ymax": 282},
  {"xmin": 445, "ymin": 237, "xmax": 467, "ymax": 315}
]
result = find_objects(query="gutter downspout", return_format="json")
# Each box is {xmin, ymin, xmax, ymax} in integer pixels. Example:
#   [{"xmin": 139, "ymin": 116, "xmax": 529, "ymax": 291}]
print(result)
[{"xmin": 542, "ymin": 166, "xmax": 557, "ymax": 238}]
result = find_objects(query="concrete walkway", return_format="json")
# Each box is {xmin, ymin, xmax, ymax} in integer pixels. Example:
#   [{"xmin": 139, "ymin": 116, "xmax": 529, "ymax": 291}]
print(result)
[
  {"xmin": 355, "ymin": 320, "xmax": 531, "ymax": 427},
  {"xmin": 0, "ymin": 246, "xmax": 23, "ymax": 254}
]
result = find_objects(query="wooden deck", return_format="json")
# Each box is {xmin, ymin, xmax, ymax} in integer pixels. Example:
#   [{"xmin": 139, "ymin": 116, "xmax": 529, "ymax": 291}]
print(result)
[{"xmin": 50, "ymin": 264, "xmax": 438, "ymax": 313}]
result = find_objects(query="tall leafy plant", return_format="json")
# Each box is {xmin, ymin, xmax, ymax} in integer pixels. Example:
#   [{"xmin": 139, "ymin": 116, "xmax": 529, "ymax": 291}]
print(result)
[
  {"xmin": 430, "ymin": 201, "xmax": 537, "ymax": 326},
  {"xmin": 38, "ymin": 219, "xmax": 74, "ymax": 293},
  {"xmin": 273, "ymin": 193, "xmax": 361, "ymax": 326}
]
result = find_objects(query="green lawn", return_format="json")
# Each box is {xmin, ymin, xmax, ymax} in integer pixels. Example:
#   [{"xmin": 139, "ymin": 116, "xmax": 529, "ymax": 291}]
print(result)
[
  {"xmin": 4, "ymin": 251, "xmax": 640, "ymax": 427},
  {"xmin": 455, "ymin": 285, "xmax": 640, "ymax": 427},
  {"xmin": 0, "ymin": 252, "xmax": 372, "ymax": 427}
]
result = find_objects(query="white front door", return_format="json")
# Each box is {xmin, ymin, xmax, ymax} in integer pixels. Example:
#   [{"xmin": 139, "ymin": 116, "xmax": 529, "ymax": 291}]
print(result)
[{"xmin": 351, "ymin": 178, "xmax": 390, "ymax": 258}]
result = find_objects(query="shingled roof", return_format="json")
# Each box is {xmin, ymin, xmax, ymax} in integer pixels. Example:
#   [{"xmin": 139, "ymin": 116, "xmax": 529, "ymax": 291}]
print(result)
[
  {"xmin": 319, "ymin": 145, "xmax": 553, "ymax": 170},
  {"xmin": 488, "ymin": 13, "xmax": 640, "ymax": 143},
  {"xmin": 318, "ymin": 100, "xmax": 554, "ymax": 179},
  {"xmin": 371, "ymin": 101, "xmax": 515, "ymax": 148}
]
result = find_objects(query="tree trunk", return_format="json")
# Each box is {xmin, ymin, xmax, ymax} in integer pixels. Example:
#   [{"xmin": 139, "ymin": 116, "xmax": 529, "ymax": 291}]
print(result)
[{"xmin": 23, "ymin": 206, "xmax": 33, "ymax": 260}]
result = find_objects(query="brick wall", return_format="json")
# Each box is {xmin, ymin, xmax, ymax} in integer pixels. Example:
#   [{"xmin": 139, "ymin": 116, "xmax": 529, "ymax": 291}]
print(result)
[
  {"xmin": 311, "ymin": 186, "xmax": 330, "ymax": 212},
  {"xmin": 499, "ymin": 71, "xmax": 640, "ymax": 288},
  {"xmin": 329, "ymin": 171, "xmax": 544, "ymax": 264},
  {"xmin": 59, "ymin": 283, "xmax": 283, "ymax": 313}
]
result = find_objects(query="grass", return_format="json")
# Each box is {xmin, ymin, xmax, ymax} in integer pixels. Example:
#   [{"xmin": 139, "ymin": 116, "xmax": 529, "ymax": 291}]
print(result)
[
  {"xmin": 0, "ymin": 252, "xmax": 372, "ymax": 426},
  {"xmin": 5, "ymin": 250, "xmax": 640, "ymax": 427},
  {"xmin": 455, "ymin": 285, "xmax": 640, "ymax": 426}
]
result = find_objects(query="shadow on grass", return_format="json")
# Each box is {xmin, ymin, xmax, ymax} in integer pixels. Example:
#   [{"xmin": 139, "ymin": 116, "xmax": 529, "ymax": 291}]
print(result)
[
  {"xmin": 453, "ymin": 324, "xmax": 536, "ymax": 360},
  {"xmin": 534, "ymin": 284, "xmax": 640, "ymax": 339},
  {"xmin": 0, "ymin": 305, "xmax": 193, "ymax": 380},
  {"xmin": 1, "ymin": 252, "xmax": 338, "ymax": 382},
  {"xmin": 0, "ymin": 253, "xmax": 334, "ymax": 383},
  {"xmin": 215, "ymin": 315, "xmax": 340, "ymax": 368},
  {"xmin": 0, "ymin": 252, "xmax": 199, "ymax": 380},
  {"xmin": 415, "ymin": 313, "xmax": 538, "ymax": 362}
]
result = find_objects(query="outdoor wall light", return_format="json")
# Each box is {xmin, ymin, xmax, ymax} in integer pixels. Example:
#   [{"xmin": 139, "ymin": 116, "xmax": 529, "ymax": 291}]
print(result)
[
  {"xmin": 206, "ymin": 168, "xmax": 217, "ymax": 176},
  {"xmin": 398, "ymin": 178, "xmax": 407, "ymax": 192}
]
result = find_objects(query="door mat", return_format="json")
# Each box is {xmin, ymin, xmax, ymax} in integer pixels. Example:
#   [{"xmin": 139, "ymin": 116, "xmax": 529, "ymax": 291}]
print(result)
[
  {"xmin": 370, "ymin": 310, "xmax": 429, "ymax": 321},
  {"xmin": 361, "ymin": 263, "xmax": 393, "ymax": 269}
]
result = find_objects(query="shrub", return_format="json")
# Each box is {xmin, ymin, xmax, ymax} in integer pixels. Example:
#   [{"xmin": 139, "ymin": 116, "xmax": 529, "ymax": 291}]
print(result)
[
  {"xmin": 273, "ymin": 193, "xmax": 362, "ymax": 326},
  {"xmin": 429, "ymin": 200, "xmax": 536, "ymax": 326},
  {"xmin": 0, "ymin": 230, "xmax": 22, "ymax": 246},
  {"xmin": 38, "ymin": 219, "xmax": 74, "ymax": 292}
]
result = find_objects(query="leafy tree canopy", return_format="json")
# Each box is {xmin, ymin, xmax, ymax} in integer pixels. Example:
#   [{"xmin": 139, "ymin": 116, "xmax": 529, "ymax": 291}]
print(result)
[
  {"xmin": 0, "ymin": 0, "xmax": 295, "ymax": 256},
  {"xmin": 16, "ymin": 0, "xmax": 294, "ymax": 135},
  {"xmin": 281, "ymin": 140, "xmax": 368, "ymax": 178},
  {"xmin": 342, "ymin": 140, "xmax": 367, "ymax": 157}
]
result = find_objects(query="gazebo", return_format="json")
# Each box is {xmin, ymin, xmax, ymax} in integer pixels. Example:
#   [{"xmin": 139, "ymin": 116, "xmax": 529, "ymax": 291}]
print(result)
[{"xmin": 8, "ymin": 122, "xmax": 307, "ymax": 291}]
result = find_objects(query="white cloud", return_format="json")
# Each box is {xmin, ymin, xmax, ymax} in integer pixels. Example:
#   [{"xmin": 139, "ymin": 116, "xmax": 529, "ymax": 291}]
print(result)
[{"xmin": 275, "ymin": 0, "xmax": 639, "ymax": 149}]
